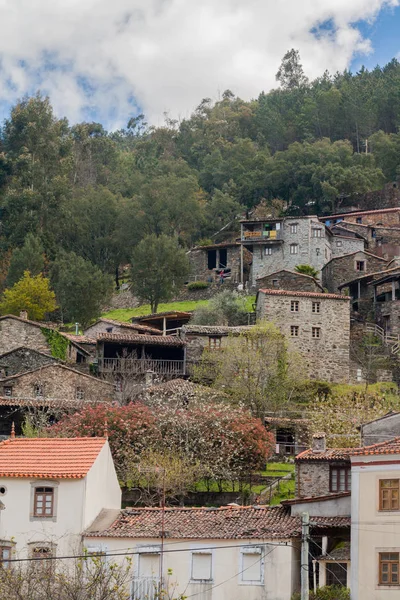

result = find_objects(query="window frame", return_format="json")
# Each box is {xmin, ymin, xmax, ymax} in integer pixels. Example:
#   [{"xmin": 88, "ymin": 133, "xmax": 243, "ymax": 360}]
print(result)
[
  {"xmin": 239, "ymin": 546, "xmax": 264, "ymax": 586},
  {"xmin": 379, "ymin": 479, "xmax": 400, "ymax": 511},
  {"xmin": 191, "ymin": 550, "xmax": 213, "ymax": 582},
  {"xmin": 208, "ymin": 337, "xmax": 222, "ymax": 350},
  {"xmin": 3, "ymin": 386, "xmax": 12, "ymax": 397},
  {"xmin": 312, "ymin": 302, "xmax": 320, "ymax": 314},
  {"xmin": 290, "ymin": 325, "xmax": 299, "ymax": 337},
  {"xmin": 356, "ymin": 261, "xmax": 365, "ymax": 272},
  {"xmin": 336, "ymin": 240, "xmax": 343, "ymax": 247},
  {"xmin": 30, "ymin": 481, "xmax": 59, "ymax": 522},
  {"xmin": 33, "ymin": 487, "xmax": 54, "ymax": 518},
  {"xmin": 289, "ymin": 244, "xmax": 298, "ymax": 255},
  {"xmin": 264, "ymin": 247, "xmax": 272, "ymax": 256},
  {"xmin": 329, "ymin": 466, "xmax": 351, "ymax": 492},
  {"xmin": 34, "ymin": 384, "xmax": 44, "ymax": 398},
  {"xmin": 312, "ymin": 228, "xmax": 322, "ymax": 238},
  {"xmin": 325, "ymin": 562, "xmax": 348, "ymax": 587},
  {"xmin": 290, "ymin": 300, "xmax": 299, "ymax": 313},
  {"xmin": 289, "ymin": 223, "xmax": 298, "ymax": 234},
  {"xmin": 75, "ymin": 386, "xmax": 85, "ymax": 401},
  {"xmin": 379, "ymin": 552, "xmax": 399, "ymax": 586},
  {"xmin": 0, "ymin": 545, "xmax": 13, "ymax": 569},
  {"xmin": 312, "ymin": 327, "xmax": 321, "ymax": 339}
]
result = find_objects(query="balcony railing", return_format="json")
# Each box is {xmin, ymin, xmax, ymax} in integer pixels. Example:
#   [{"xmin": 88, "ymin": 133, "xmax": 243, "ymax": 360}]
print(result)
[
  {"xmin": 97, "ymin": 358, "xmax": 185, "ymax": 376},
  {"xmin": 131, "ymin": 576, "xmax": 160, "ymax": 600},
  {"xmin": 241, "ymin": 229, "xmax": 282, "ymax": 241}
]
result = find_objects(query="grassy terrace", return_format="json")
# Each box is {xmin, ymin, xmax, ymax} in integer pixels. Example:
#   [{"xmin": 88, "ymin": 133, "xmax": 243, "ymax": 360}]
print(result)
[{"xmin": 102, "ymin": 296, "xmax": 256, "ymax": 322}]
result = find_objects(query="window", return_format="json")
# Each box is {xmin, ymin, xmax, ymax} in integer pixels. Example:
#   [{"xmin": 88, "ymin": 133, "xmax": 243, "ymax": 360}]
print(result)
[
  {"xmin": 326, "ymin": 562, "xmax": 347, "ymax": 587},
  {"xmin": 380, "ymin": 479, "xmax": 399, "ymax": 511},
  {"xmin": 3, "ymin": 386, "xmax": 12, "ymax": 397},
  {"xmin": 0, "ymin": 546, "xmax": 11, "ymax": 568},
  {"xmin": 289, "ymin": 223, "xmax": 297, "ymax": 234},
  {"xmin": 336, "ymin": 240, "xmax": 343, "ymax": 247},
  {"xmin": 105, "ymin": 327, "xmax": 113, "ymax": 333},
  {"xmin": 312, "ymin": 229, "xmax": 322, "ymax": 238},
  {"xmin": 75, "ymin": 387, "xmax": 84, "ymax": 401},
  {"xmin": 31, "ymin": 546, "xmax": 53, "ymax": 560},
  {"xmin": 272, "ymin": 279, "xmax": 279, "ymax": 287},
  {"xmin": 356, "ymin": 217, "xmax": 362, "ymax": 224},
  {"xmin": 379, "ymin": 553, "xmax": 399, "ymax": 585},
  {"xmin": 312, "ymin": 327, "xmax": 321, "ymax": 339},
  {"xmin": 265, "ymin": 247, "xmax": 272, "ymax": 256},
  {"xmin": 356, "ymin": 261, "xmax": 365, "ymax": 272},
  {"xmin": 34, "ymin": 487, "xmax": 54, "ymax": 517},
  {"xmin": 290, "ymin": 301, "xmax": 299, "ymax": 312},
  {"xmin": 312, "ymin": 302, "xmax": 320, "ymax": 314},
  {"xmin": 209, "ymin": 337, "xmax": 222, "ymax": 350},
  {"xmin": 290, "ymin": 244, "xmax": 298, "ymax": 255},
  {"xmin": 191, "ymin": 551, "xmax": 212, "ymax": 581},
  {"xmin": 290, "ymin": 326, "xmax": 299, "ymax": 337},
  {"xmin": 330, "ymin": 467, "xmax": 351, "ymax": 492},
  {"xmin": 138, "ymin": 550, "xmax": 160, "ymax": 577},
  {"xmin": 34, "ymin": 384, "xmax": 44, "ymax": 398},
  {"xmin": 241, "ymin": 547, "xmax": 263, "ymax": 584}
]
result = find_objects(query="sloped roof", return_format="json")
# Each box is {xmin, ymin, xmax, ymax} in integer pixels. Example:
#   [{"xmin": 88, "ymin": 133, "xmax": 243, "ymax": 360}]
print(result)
[
  {"xmin": 337, "ymin": 265, "xmax": 400, "ymax": 289},
  {"xmin": 321, "ymin": 207, "xmax": 400, "ymax": 219},
  {"xmin": 86, "ymin": 505, "xmax": 302, "ymax": 539},
  {"xmin": 296, "ymin": 448, "xmax": 352, "ymax": 462},
  {"xmin": 97, "ymin": 333, "xmax": 185, "ymax": 347},
  {"xmin": 132, "ymin": 311, "xmax": 192, "ymax": 322},
  {"xmin": 258, "ymin": 289, "xmax": 349, "ymax": 301},
  {"xmin": 282, "ymin": 492, "xmax": 350, "ymax": 506},
  {"xmin": 351, "ymin": 436, "xmax": 400, "ymax": 456},
  {"xmin": 322, "ymin": 251, "xmax": 387, "ymax": 268},
  {"xmin": 59, "ymin": 333, "xmax": 95, "ymax": 345},
  {"xmin": 0, "ymin": 347, "xmax": 57, "ymax": 362},
  {"xmin": 85, "ymin": 319, "xmax": 161, "ymax": 336},
  {"xmin": 256, "ymin": 269, "xmax": 324, "ymax": 290},
  {"xmin": 0, "ymin": 437, "xmax": 106, "ymax": 478},
  {"xmin": 0, "ymin": 363, "xmax": 113, "ymax": 387},
  {"xmin": 0, "ymin": 314, "xmax": 54, "ymax": 329},
  {"xmin": 182, "ymin": 325, "xmax": 253, "ymax": 336},
  {"xmin": 318, "ymin": 541, "xmax": 351, "ymax": 561}
]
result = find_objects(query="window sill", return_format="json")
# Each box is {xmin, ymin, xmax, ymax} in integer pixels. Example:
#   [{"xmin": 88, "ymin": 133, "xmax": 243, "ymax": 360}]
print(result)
[
  {"xmin": 30, "ymin": 516, "xmax": 57, "ymax": 523},
  {"xmin": 190, "ymin": 580, "xmax": 213, "ymax": 584},
  {"xmin": 239, "ymin": 581, "xmax": 264, "ymax": 586},
  {"xmin": 377, "ymin": 584, "xmax": 400, "ymax": 590}
]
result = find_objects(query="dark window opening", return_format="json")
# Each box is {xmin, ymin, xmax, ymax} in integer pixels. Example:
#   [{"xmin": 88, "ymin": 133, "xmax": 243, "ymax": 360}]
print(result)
[
  {"xmin": 330, "ymin": 466, "xmax": 351, "ymax": 492},
  {"xmin": 356, "ymin": 261, "xmax": 365, "ymax": 272},
  {"xmin": 326, "ymin": 563, "xmax": 347, "ymax": 587},
  {"xmin": 219, "ymin": 249, "xmax": 227, "ymax": 269},
  {"xmin": 356, "ymin": 217, "xmax": 362, "ymax": 224},
  {"xmin": 207, "ymin": 250, "xmax": 217, "ymax": 270}
]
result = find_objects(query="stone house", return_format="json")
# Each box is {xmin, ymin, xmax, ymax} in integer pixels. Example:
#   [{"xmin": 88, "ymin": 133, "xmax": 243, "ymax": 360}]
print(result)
[
  {"xmin": 85, "ymin": 504, "xmax": 302, "ymax": 600},
  {"xmin": 84, "ymin": 318, "xmax": 161, "ymax": 339},
  {"xmin": 256, "ymin": 289, "xmax": 351, "ymax": 382},
  {"xmin": 0, "ymin": 363, "xmax": 114, "ymax": 403},
  {"xmin": 322, "ymin": 251, "xmax": 387, "ymax": 293},
  {"xmin": 240, "ymin": 216, "xmax": 333, "ymax": 286},
  {"xmin": 295, "ymin": 434, "xmax": 351, "ymax": 500},
  {"xmin": 188, "ymin": 242, "xmax": 249, "ymax": 284},
  {"xmin": 360, "ymin": 411, "xmax": 400, "ymax": 446},
  {"xmin": 0, "ymin": 436, "xmax": 121, "ymax": 560},
  {"xmin": 256, "ymin": 269, "xmax": 324, "ymax": 293},
  {"xmin": 265, "ymin": 416, "xmax": 310, "ymax": 457},
  {"xmin": 180, "ymin": 324, "xmax": 253, "ymax": 365},
  {"xmin": 0, "ymin": 347, "xmax": 59, "ymax": 377},
  {"xmin": 321, "ymin": 207, "xmax": 400, "ymax": 228}
]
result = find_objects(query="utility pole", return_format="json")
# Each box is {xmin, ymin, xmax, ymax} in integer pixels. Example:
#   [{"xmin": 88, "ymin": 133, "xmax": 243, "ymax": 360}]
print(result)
[{"xmin": 301, "ymin": 512, "xmax": 309, "ymax": 600}]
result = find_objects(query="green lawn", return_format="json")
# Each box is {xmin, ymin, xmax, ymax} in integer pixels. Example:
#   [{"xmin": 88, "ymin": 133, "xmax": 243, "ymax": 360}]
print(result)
[
  {"xmin": 103, "ymin": 296, "xmax": 256, "ymax": 322},
  {"xmin": 269, "ymin": 477, "xmax": 296, "ymax": 505}
]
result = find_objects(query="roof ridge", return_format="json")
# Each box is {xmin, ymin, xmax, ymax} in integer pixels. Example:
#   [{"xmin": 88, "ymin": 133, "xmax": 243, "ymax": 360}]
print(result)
[{"xmin": 258, "ymin": 289, "xmax": 349, "ymax": 300}]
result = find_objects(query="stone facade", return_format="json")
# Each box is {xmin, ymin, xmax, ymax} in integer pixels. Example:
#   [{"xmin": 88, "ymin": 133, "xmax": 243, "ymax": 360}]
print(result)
[
  {"xmin": 256, "ymin": 290, "xmax": 351, "ymax": 382},
  {"xmin": 188, "ymin": 243, "xmax": 244, "ymax": 284},
  {"xmin": 330, "ymin": 235, "xmax": 365, "ymax": 257},
  {"xmin": 0, "ymin": 347, "xmax": 58, "ymax": 377},
  {"xmin": 296, "ymin": 460, "xmax": 350, "ymax": 498},
  {"xmin": 180, "ymin": 325, "xmax": 252, "ymax": 365},
  {"xmin": 321, "ymin": 207, "xmax": 400, "ymax": 228},
  {"xmin": 256, "ymin": 270, "xmax": 323, "ymax": 293},
  {"xmin": 360, "ymin": 412, "xmax": 400, "ymax": 446},
  {"xmin": 242, "ymin": 216, "xmax": 332, "ymax": 287},
  {"xmin": 0, "ymin": 316, "xmax": 50, "ymax": 355},
  {"xmin": 0, "ymin": 363, "xmax": 113, "ymax": 403},
  {"xmin": 322, "ymin": 251, "xmax": 387, "ymax": 293}
]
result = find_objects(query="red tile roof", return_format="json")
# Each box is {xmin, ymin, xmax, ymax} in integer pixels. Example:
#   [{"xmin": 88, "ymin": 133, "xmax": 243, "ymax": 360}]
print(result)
[
  {"xmin": 296, "ymin": 448, "xmax": 352, "ymax": 461},
  {"xmin": 258, "ymin": 289, "xmax": 350, "ymax": 301},
  {"xmin": 86, "ymin": 505, "xmax": 302, "ymax": 539},
  {"xmin": 309, "ymin": 516, "xmax": 351, "ymax": 529},
  {"xmin": 282, "ymin": 492, "xmax": 350, "ymax": 506},
  {"xmin": 321, "ymin": 207, "xmax": 400, "ymax": 219},
  {"xmin": 97, "ymin": 333, "xmax": 185, "ymax": 347},
  {"xmin": 351, "ymin": 436, "xmax": 400, "ymax": 456},
  {"xmin": 0, "ymin": 437, "xmax": 106, "ymax": 478}
]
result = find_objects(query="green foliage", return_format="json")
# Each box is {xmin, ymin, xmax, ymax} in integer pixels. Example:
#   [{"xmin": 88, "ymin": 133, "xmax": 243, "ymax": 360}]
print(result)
[
  {"xmin": 191, "ymin": 290, "xmax": 249, "ymax": 326},
  {"xmin": 295, "ymin": 264, "xmax": 319, "ymax": 278},
  {"xmin": 6, "ymin": 233, "xmax": 45, "ymax": 287},
  {"xmin": 102, "ymin": 300, "xmax": 210, "ymax": 322},
  {"xmin": 187, "ymin": 281, "xmax": 209, "ymax": 290},
  {"xmin": 292, "ymin": 587, "xmax": 350, "ymax": 600},
  {"xmin": 131, "ymin": 235, "xmax": 190, "ymax": 313},
  {"xmin": 50, "ymin": 251, "xmax": 113, "ymax": 327},
  {"xmin": 0, "ymin": 271, "xmax": 57, "ymax": 321},
  {"xmin": 41, "ymin": 328, "xmax": 69, "ymax": 360}
]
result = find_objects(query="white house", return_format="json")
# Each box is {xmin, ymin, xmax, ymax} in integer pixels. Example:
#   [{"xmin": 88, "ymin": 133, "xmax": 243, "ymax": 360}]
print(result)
[
  {"xmin": 85, "ymin": 504, "xmax": 302, "ymax": 600},
  {"xmin": 0, "ymin": 434, "xmax": 121, "ymax": 563}
]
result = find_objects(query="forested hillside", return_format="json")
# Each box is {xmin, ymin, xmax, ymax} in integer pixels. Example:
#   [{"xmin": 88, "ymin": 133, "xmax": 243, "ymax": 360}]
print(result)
[{"xmin": 1, "ymin": 51, "xmax": 400, "ymax": 301}]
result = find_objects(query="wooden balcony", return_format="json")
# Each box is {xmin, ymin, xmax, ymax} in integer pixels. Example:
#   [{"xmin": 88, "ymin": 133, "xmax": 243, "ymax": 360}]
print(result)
[{"xmin": 97, "ymin": 358, "xmax": 186, "ymax": 376}]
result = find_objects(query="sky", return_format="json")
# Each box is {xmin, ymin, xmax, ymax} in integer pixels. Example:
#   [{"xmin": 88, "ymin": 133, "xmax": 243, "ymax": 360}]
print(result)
[{"xmin": 0, "ymin": 0, "xmax": 399, "ymax": 129}]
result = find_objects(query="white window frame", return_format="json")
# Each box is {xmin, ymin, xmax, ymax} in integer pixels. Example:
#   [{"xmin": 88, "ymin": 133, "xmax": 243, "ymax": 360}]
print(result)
[
  {"xmin": 290, "ymin": 325, "xmax": 299, "ymax": 337},
  {"xmin": 312, "ymin": 302, "xmax": 320, "ymax": 314},
  {"xmin": 190, "ymin": 548, "xmax": 213, "ymax": 583},
  {"xmin": 289, "ymin": 223, "xmax": 298, "ymax": 234},
  {"xmin": 135, "ymin": 545, "xmax": 161, "ymax": 579},
  {"xmin": 239, "ymin": 546, "xmax": 264, "ymax": 585},
  {"xmin": 289, "ymin": 244, "xmax": 298, "ymax": 255},
  {"xmin": 312, "ymin": 327, "xmax": 321, "ymax": 339},
  {"xmin": 312, "ymin": 229, "xmax": 322, "ymax": 238},
  {"xmin": 265, "ymin": 247, "xmax": 272, "ymax": 256},
  {"xmin": 290, "ymin": 301, "xmax": 299, "ymax": 313}
]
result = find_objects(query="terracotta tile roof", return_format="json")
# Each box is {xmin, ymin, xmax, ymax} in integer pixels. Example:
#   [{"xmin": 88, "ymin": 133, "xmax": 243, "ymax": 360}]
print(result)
[
  {"xmin": 318, "ymin": 541, "xmax": 351, "ymax": 561},
  {"xmin": 86, "ymin": 505, "xmax": 302, "ymax": 539},
  {"xmin": 97, "ymin": 333, "xmax": 185, "ymax": 347},
  {"xmin": 182, "ymin": 325, "xmax": 253, "ymax": 336},
  {"xmin": 321, "ymin": 207, "xmax": 400, "ymax": 219},
  {"xmin": 256, "ymin": 269, "xmax": 324, "ymax": 289},
  {"xmin": 258, "ymin": 289, "xmax": 350, "ymax": 301},
  {"xmin": 351, "ymin": 436, "xmax": 400, "ymax": 456},
  {"xmin": 0, "ymin": 437, "xmax": 106, "ymax": 478},
  {"xmin": 282, "ymin": 492, "xmax": 350, "ymax": 506},
  {"xmin": 323, "ymin": 251, "xmax": 387, "ymax": 267},
  {"xmin": 85, "ymin": 319, "xmax": 161, "ymax": 336},
  {"xmin": 338, "ymin": 265, "xmax": 400, "ymax": 289},
  {"xmin": 296, "ymin": 448, "xmax": 351, "ymax": 461},
  {"xmin": 309, "ymin": 516, "xmax": 351, "ymax": 529},
  {"xmin": 60, "ymin": 333, "xmax": 95, "ymax": 345}
]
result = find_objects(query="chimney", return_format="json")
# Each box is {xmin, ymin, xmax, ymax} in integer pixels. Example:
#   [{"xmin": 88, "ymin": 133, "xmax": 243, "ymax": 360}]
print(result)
[
  {"xmin": 312, "ymin": 432, "xmax": 326, "ymax": 454},
  {"xmin": 19, "ymin": 310, "xmax": 28, "ymax": 320},
  {"xmin": 145, "ymin": 370, "xmax": 155, "ymax": 387}
]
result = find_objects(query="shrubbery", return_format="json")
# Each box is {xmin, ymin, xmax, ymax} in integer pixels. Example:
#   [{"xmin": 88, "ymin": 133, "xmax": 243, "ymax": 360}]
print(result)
[{"xmin": 187, "ymin": 281, "xmax": 209, "ymax": 290}]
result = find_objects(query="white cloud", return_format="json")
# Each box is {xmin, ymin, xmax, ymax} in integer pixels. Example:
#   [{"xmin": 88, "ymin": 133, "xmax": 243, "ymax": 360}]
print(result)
[{"xmin": 0, "ymin": 0, "xmax": 397, "ymax": 127}]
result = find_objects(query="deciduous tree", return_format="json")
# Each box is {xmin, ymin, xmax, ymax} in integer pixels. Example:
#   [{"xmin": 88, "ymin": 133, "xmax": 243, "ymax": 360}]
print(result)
[{"xmin": 0, "ymin": 271, "xmax": 56, "ymax": 320}]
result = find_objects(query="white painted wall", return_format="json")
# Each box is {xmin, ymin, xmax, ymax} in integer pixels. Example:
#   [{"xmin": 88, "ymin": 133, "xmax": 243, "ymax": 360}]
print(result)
[
  {"xmin": 84, "ymin": 535, "xmax": 300, "ymax": 600},
  {"xmin": 289, "ymin": 496, "xmax": 351, "ymax": 517}
]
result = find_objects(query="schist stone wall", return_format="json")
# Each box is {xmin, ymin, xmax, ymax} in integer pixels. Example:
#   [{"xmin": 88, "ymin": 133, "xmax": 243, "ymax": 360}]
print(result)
[
  {"xmin": 257, "ymin": 291, "xmax": 351, "ymax": 382},
  {"xmin": 0, "ymin": 364, "xmax": 113, "ymax": 403},
  {"xmin": 0, "ymin": 348, "xmax": 58, "ymax": 377},
  {"xmin": 188, "ymin": 245, "xmax": 242, "ymax": 283},
  {"xmin": 250, "ymin": 218, "xmax": 331, "ymax": 286},
  {"xmin": 296, "ymin": 460, "xmax": 349, "ymax": 498},
  {"xmin": 256, "ymin": 270, "xmax": 323, "ymax": 293},
  {"xmin": 322, "ymin": 252, "xmax": 387, "ymax": 293},
  {"xmin": 0, "ymin": 317, "xmax": 50, "ymax": 355},
  {"xmin": 375, "ymin": 300, "xmax": 400, "ymax": 336},
  {"xmin": 330, "ymin": 236, "xmax": 365, "ymax": 257},
  {"xmin": 361, "ymin": 413, "xmax": 400, "ymax": 446}
]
